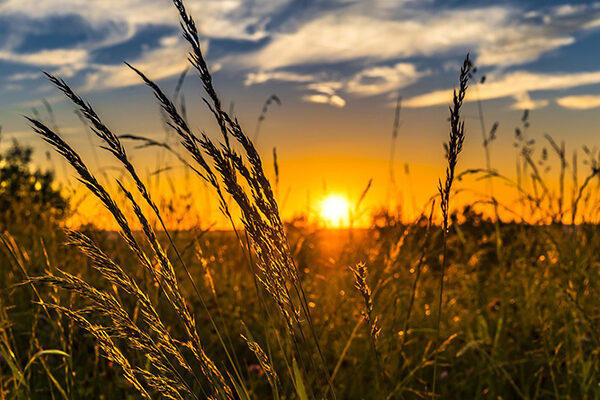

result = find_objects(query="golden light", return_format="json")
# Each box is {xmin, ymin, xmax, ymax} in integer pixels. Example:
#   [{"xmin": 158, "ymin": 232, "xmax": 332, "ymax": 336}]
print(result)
[{"xmin": 319, "ymin": 194, "xmax": 350, "ymax": 228}]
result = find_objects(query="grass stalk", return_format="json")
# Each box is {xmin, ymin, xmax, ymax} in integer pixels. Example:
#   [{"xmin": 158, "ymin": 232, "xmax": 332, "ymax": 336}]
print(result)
[{"xmin": 432, "ymin": 54, "xmax": 472, "ymax": 397}]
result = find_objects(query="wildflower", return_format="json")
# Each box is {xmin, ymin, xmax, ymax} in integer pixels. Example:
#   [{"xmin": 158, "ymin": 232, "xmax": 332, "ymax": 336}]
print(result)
[
  {"xmin": 488, "ymin": 298, "xmax": 501, "ymax": 311},
  {"xmin": 248, "ymin": 364, "xmax": 264, "ymax": 376}
]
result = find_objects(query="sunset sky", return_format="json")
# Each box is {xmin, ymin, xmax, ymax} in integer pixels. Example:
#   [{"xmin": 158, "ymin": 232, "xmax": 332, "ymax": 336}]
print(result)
[{"xmin": 1, "ymin": 0, "xmax": 600, "ymax": 225}]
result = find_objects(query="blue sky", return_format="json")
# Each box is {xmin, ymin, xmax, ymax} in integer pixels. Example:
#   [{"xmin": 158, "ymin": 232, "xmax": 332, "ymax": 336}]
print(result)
[
  {"xmin": 1, "ymin": 0, "xmax": 600, "ymax": 109},
  {"xmin": 1, "ymin": 0, "xmax": 600, "ymax": 221}
]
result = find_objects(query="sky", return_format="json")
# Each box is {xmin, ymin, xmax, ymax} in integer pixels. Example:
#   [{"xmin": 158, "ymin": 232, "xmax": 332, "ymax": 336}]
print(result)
[{"xmin": 1, "ymin": 0, "xmax": 600, "ymax": 226}]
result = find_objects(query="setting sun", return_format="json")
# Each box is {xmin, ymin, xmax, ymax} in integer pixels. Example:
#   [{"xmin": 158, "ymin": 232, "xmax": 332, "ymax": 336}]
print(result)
[{"xmin": 319, "ymin": 194, "xmax": 350, "ymax": 228}]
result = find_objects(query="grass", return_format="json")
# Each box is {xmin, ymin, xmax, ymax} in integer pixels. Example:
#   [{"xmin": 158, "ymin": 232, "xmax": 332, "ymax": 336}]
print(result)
[{"xmin": 1, "ymin": 0, "xmax": 600, "ymax": 398}]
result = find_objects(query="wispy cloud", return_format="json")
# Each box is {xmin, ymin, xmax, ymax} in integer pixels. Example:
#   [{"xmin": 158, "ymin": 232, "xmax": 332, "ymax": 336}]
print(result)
[
  {"xmin": 247, "ymin": 62, "xmax": 425, "ymax": 107},
  {"xmin": 241, "ymin": 8, "xmax": 506, "ymax": 70},
  {"xmin": 237, "ymin": 1, "xmax": 600, "ymax": 106},
  {"xmin": 512, "ymin": 92, "xmax": 549, "ymax": 111},
  {"xmin": 83, "ymin": 37, "xmax": 193, "ymax": 91},
  {"xmin": 556, "ymin": 95, "xmax": 600, "ymax": 110},
  {"xmin": 241, "ymin": 2, "xmax": 600, "ymax": 71},
  {"xmin": 405, "ymin": 70, "xmax": 600, "ymax": 109},
  {"xmin": 2, "ymin": 83, "xmax": 23, "ymax": 92},
  {"xmin": 346, "ymin": 63, "xmax": 426, "ymax": 96},
  {"xmin": 302, "ymin": 81, "xmax": 346, "ymax": 107},
  {"xmin": 2, "ymin": 0, "xmax": 600, "ymax": 109},
  {"xmin": 7, "ymin": 72, "xmax": 42, "ymax": 82},
  {"xmin": 302, "ymin": 93, "xmax": 346, "ymax": 108},
  {"xmin": 0, "ymin": 48, "xmax": 88, "ymax": 68},
  {"xmin": 245, "ymin": 70, "xmax": 316, "ymax": 86},
  {"xmin": 0, "ymin": 0, "xmax": 292, "ymax": 92},
  {"xmin": 0, "ymin": 0, "xmax": 290, "ymax": 42}
]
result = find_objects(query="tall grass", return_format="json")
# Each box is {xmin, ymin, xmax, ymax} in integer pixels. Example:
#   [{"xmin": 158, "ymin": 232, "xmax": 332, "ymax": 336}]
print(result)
[
  {"xmin": 20, "ymin": 0, "xmax": 337, "ymax": 398},
  {"xmin": 433, "ymin": 54, "xmax": 472, "ymax": 397}
]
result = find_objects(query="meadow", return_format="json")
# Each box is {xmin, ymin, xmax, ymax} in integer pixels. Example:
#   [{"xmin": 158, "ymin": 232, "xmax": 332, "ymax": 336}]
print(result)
[{"xmin": 1, "ymin": 1, "xmax": 600, "ymax": 399}]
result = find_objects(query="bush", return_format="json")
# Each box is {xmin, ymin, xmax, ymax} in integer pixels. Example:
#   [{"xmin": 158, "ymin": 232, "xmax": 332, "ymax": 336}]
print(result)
[{"xmin": 0, "ymin": 141, "xmax": 69, "ymax": 229}]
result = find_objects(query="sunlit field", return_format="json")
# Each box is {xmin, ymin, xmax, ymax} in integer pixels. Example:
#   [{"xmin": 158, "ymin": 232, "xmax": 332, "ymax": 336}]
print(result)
[{"xmin": 2, "ymin": 0, "xmax": 600, "ymax": 399}]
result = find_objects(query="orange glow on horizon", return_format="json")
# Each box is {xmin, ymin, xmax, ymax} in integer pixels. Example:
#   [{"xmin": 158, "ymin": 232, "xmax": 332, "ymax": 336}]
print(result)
[{"xmin": 56, "ymin": 148, "xmax": 600, "ymax": 231}]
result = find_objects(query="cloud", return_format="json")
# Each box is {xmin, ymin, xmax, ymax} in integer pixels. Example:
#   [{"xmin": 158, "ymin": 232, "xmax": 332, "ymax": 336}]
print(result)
[
  {"xmin": 556, "ymin": 95, "xmax": 600, "ymax": 110},
  {"xmin": 302, "ymin": 81, "xmax": 346, "ymax": 107},
  {"xmin": 0, "ymin": 48, "xmax": 88, "ymax": 67},
  {"xmin": 0, "ymin": 0, "xmax": 293, "ymax": 90},
  {"xmin": 306, "ymin": 82, "xmax": 343, "ymax": 96},
  {"xmin": 241, "ymin": 8, "xmax": 507, "ymax": 70},
  {"xmin": 404, "ymin": 70, "xmax": 600, "ymax": 108},
  {"xmin": 4, "ymin": 0, "xmax": 600, "ymax": 109},
  {"xmin": 244, "ymin": 70, "xmax": 316, "ymax": 86},
  {"xmin": 302, "ymin": 93, "xmax": 346, "ymax": 108},
  {"xmin": 511, "ymin": 92, "xmax": 549, "ymax": 110},
  {"xmin": 552, "ymin": 4, "xmax": 596, "ymax": 18},
  {"xmin": 0, "ymin": 0, "xmax": 291, "ymax": 42},
  {"xmin": 346, "ymin": 63, "xmax": 426, "ymax": 96},
  {"xmin": 477, "ymin": 36, "xmax": 574, "ymax": 67},
  {"xmin": 234, "ymin": 1, "xmax": 600, "ymax": 108},
  {"xmin": 3, "ymin": 83, "xmax": 23, "ymax": 92},
  {"xmin": 7, "ymin": 72, "xmax": 42, "ymax": 81},
  {"xmin": 245, "ymin": 62, "xmax": 424, "ymax": 107},
  {"xmin": 83, "ymin": 37, "xmax": 192, "ymax": 91},
  {"xmin": 241, "ymin": 2, "xmax": 600, "ymax": 71}
]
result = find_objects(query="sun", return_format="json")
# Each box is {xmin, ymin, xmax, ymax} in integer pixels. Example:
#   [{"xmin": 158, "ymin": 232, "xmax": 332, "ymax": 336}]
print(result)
[{"xmin": 319, "ymin": 194, "xmax": 350, "ymax": 228}]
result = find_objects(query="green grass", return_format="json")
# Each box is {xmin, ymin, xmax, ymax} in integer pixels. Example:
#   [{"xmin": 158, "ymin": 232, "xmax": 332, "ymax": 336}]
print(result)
[{"xmin": 2, "ymin": 216, "xmax": 600, "ymax": 399}]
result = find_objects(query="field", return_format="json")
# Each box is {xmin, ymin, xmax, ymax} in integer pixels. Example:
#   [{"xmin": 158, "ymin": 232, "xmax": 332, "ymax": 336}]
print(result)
[{"xmin": 1, "ymin": 1, "xmax": 600, "ymax": 399}]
